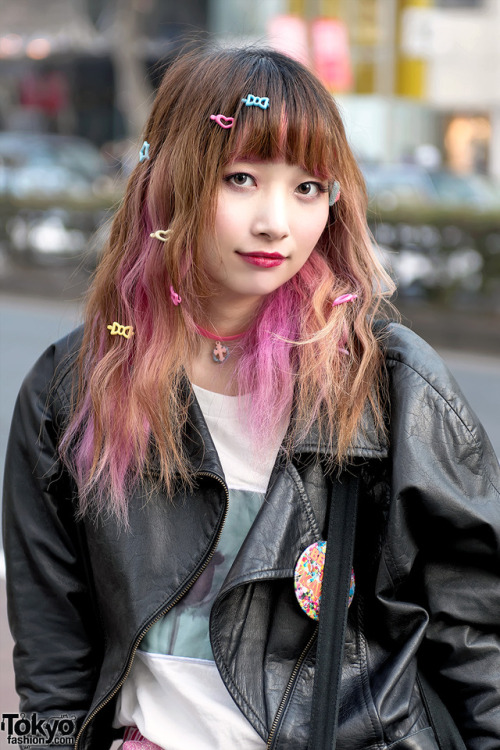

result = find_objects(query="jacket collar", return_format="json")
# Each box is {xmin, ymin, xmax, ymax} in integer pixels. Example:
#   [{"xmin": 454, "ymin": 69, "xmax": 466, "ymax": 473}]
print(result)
[
  {"xmin": 183, "ymin": 377, "xmax": 388, "ymax": 480},
  {"xmin": 293, "ymin": 398, "xmax": 388, "ymax": 459}
]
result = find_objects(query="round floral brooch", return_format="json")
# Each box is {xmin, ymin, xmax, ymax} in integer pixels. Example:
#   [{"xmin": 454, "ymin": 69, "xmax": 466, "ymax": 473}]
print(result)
[{"xmin": 294, "ymin": 541, "xmax": 355, "ymax": 620}]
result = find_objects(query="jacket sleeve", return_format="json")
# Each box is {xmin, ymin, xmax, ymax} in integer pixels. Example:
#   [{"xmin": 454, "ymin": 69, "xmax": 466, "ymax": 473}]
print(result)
[
  {"xmin": 2, "ymin": 339, "xmax": 101, "ymax": 745},
  {"xmin": 384, "ymin": 328, "xmax": 500, "ymax": 750}
]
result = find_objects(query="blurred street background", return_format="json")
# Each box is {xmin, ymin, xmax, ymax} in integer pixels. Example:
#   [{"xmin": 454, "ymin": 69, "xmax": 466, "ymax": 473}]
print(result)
[{"xmin": 1, "ymin": 0, "xmax": 499, "ymax": 744}]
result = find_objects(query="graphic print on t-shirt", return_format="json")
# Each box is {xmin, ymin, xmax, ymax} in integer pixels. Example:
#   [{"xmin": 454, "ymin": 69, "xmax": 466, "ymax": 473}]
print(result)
[{"xmin": 141, "ymin": 487, "xmax": 264, "ymax": 660}]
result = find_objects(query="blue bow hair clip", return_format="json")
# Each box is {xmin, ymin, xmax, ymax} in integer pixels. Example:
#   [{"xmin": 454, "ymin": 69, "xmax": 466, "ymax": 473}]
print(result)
[
  {"xmin": 242, "ymin": 94, "xmax": 270, "ymax": 110},
  {"xmin": 139, "ymin": 141, "xmax": 150, "ymax": 162}
]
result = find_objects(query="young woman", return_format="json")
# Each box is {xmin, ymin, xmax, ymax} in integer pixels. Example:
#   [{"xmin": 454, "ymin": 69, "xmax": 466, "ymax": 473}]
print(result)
[{"xmin": 3, "ymin": 47, "xmax": 500, "ymax": 750}]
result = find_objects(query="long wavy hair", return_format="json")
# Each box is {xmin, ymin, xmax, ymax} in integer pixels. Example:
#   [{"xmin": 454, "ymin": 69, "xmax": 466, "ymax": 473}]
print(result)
[{"xmin": 60, "ymin": 45, "xmax": 395, "ymax": 522}]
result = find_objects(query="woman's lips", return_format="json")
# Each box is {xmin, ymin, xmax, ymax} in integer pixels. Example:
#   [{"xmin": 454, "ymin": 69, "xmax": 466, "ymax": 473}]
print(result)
[{"xmin": 236, "ymin": 252, "xmax": 286, "ymax": 268}]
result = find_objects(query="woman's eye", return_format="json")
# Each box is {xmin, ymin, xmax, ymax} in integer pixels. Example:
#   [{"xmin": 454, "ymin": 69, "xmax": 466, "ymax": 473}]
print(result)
[
  {"xmin": 296, "ymin": 182, "xmax": 324, "ymax": 197},
  {"xmin": 225, "ymin": 173, "xmax": 255, "ymax": 187}
]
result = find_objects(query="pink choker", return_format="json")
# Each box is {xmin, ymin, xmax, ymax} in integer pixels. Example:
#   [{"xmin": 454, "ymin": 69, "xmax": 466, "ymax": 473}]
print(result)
[{"xmin": 196, "ymin": 325, "xmax": 247, "ymax": 363}]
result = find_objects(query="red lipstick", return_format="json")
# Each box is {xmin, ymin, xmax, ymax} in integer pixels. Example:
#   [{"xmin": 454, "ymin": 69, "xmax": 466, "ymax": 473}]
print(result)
[{"xmin": 237, "ymin": 252, "xmax": 286, "ymax": 268}]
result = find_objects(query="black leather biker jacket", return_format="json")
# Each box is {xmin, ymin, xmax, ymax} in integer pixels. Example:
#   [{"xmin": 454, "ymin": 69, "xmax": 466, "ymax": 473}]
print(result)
[{"xmin": 3, "ymin": 323, "xmax": 500, "ymax": 750}]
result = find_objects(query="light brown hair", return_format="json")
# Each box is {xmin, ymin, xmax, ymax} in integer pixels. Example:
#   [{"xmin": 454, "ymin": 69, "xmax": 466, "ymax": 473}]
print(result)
[{"xmin": 61, "ymin": 45, "xmax": 395, "ymax": 522}]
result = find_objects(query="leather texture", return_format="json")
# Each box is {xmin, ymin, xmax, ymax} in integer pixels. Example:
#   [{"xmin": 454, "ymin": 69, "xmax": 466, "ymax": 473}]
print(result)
[{"xmin": 3, "ymin": 323, "xmax": 500, "ymax": 750}]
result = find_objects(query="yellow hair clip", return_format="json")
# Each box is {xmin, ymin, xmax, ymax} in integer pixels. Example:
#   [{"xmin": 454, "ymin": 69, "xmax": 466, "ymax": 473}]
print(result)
[{"xmin": 107, "ymin": 322, "xmax": 134, "ymax": 339}]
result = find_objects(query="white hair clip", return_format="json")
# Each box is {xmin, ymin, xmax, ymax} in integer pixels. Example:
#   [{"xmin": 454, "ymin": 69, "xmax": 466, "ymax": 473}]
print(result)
[
  {"xmin": 150, "ymin": 230, "xmax": 172, "ymax": 242},
  {"xmin": 329, "ymin": 181, "xmax": 340, "ymax": 206}
]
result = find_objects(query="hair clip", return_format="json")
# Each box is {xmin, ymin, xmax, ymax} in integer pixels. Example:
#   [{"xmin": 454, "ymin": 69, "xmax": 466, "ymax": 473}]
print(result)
[
  {"xmin": 210, "ymin": 114, "xmax": 234, "ymax": 129},
  {"xmin": 170, "ymin": 286, "xmax": 182, "ymax": 306},
  {"xmin": 332, "ymin": 293, "xmax": 357, "ymax": 307},
  {"xmin": 107, "ymin": 322, "xmax": 134, "ymax": 339},
  {"xmin": 329, "ymin": 181, "xmax": 340, "ymax": 206},
  {"xmin": 241, "ymin": 94, "xmax": 269, "ymax": 109},
  {"xmin": 333, "ymin": 304, "xmax": 356, "ymax": 356},
  {"xmin": 139, "ymin": 141, "xmax": 150, "ymax": 162},
  {"xmin": 337, "ymin": 318, "xmax": 353, "ymax": 355},
  {"xmin": 150, "ymin": 230, "xmax": 172, "ymax": 242}
]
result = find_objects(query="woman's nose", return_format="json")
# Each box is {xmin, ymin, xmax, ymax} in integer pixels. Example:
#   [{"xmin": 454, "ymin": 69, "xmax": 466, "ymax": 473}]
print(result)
[{"xmin": 251, "ymin": 189, "xmax": 290, "ymax": 241}]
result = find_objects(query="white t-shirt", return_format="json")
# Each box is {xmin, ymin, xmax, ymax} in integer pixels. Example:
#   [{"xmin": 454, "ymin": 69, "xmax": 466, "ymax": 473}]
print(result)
[{"xmin": 114, "ymin": 384, "xmax": 289, "ymax": 749}]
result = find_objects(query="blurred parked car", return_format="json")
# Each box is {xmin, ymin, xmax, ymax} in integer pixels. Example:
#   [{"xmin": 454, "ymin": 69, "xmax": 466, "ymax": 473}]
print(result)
[
  {"xmin": 0, "ymin": 132, "xmax": 121, "ymax": 264},
  {"xmin": 0, "ymin": 132, "xmax": 116, "ymax": 199},
  {"xmin": 361, "ymin": 163, "xmax": 439, "ymax": 210},
  {"xmin": 361, "ymin": 161, "xmax": 500, "ymax": 213},
  {"xmin": 427, "ymin": 170, "xmax": 500, "ymax": 211}
]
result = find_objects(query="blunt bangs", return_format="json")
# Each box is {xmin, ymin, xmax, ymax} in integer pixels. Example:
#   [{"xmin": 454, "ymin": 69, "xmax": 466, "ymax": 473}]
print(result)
[{"xmin": 191, "ymin": 48, "xmax": 340, "ymax": 181}]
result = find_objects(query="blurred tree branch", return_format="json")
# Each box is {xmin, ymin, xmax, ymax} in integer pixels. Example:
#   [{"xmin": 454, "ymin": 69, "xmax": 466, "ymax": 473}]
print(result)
[{"xmin": 81, "ymin": 0, "xmax": 154, "ymax": 139}]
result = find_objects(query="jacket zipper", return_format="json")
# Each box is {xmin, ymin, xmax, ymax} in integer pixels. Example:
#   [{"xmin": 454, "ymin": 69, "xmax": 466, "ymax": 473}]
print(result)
[
  {"xmin": 266, "ymin": 628, "xmax": 318, "ymax": 750},
  {"xmin": 74, "ymin": 471, "xmax": 229, "ymax": 750}
]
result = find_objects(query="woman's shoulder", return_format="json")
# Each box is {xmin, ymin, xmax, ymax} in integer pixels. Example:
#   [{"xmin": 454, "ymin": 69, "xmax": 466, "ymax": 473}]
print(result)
[
  {"xmin": 377, "ymin": 320, "xmax": 466, "ymax": 408},
  {"xmin": 18, "ymin": 324, "xmax": 84, "ymax": 419},
  {"xmin": 377, "ymin": 321, "xmax": 499, "ymax": 479},
  {"xmin": 377, "ymin": 320, "xmax": 450, "ymax": 381}
]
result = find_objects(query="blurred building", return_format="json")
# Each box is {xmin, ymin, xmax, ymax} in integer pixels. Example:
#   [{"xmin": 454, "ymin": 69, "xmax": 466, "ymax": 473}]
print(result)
[
  {"xmin": 210, "ymin": 0, "xmax": 500, "ymax": 179},
  {"xmin": 1, "ymin": 0, "xmax": 499, "ymax": 178},
  {"xmin": 0, "ymin": 0, "xmax": 208, "ymax": 145}
]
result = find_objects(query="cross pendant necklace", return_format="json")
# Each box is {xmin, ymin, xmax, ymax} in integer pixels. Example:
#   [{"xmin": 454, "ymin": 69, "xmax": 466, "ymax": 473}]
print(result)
[
  {"xmin": 212, "ymin": 340, "xmax": 230, "ymax": 363},
  {"xmin": 195, "ymin": 325, "xmax": 248, "ymax": 364}
]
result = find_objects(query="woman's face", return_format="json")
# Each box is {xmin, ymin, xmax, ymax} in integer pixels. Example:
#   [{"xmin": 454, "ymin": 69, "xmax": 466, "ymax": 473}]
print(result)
[{"xmin": 203, "ymin": 159, "xmax": 330, "ymax": 308}]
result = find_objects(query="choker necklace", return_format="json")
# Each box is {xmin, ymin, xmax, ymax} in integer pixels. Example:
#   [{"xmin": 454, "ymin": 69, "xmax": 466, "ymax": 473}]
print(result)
[{"xmin": 196, "ymin": 324, "xmax": 248, "ymax": 363}]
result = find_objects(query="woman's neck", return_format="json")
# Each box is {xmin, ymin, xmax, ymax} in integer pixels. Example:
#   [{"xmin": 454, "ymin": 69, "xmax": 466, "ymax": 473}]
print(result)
[
  {"xmin": 201, "ymin": 294, "xmax": 261, "ymax": 338},
  {"xmin": 187, "ymin": 295, "xmax": 262, "ymax": 395},
  {"xmin": 187, "ymin": 343, "xmax": 240, "ymax": 395}
]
